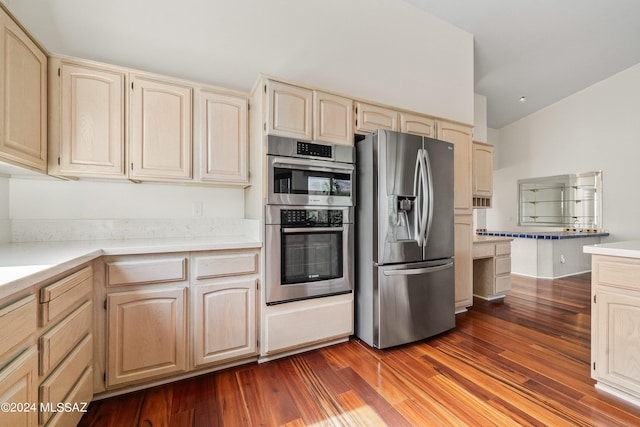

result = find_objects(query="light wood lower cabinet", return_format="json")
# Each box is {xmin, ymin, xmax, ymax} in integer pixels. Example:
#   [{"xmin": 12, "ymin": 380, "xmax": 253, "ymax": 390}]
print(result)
[
  {"xmin": 591, "ymin": 255, "xmax": 640, "ymax": 403},
  {"xmin": 262, "ymin": 293, "xmax": 353, "ymax": 356},
  {"xmin": 0, "ymin": 295, "xmax": 36, "ymax": 361},
  {"xmin": 106, "ymin": 286, "xmax": 188, "ymax": 388},
  {"xmin": 0, "ymin": 347, "xmax": 38, "ymax": 427},
  {"xmin": 37, "ymin": 265, "xmax": 94, "ymax": 427},
  {"xmin": 99, "ymin": 248, "xmax": 259, "ymax": 392},
  {"xmin": 454, "ymin": 215, "xmax": 473, "ymax": 312},
  {"xmin": 472, "ymin": 239, "xmax": 512, "ymax": 300},
  {"xmin": 192, "ymin": 279, "xmax": 256, "ymax": 367}
]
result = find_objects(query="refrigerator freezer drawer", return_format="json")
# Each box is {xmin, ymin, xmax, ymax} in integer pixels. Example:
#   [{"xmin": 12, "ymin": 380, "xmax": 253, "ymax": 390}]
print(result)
[{"xmin": 375, "ymin": 260, "xmax": 455, "ymax": 349}]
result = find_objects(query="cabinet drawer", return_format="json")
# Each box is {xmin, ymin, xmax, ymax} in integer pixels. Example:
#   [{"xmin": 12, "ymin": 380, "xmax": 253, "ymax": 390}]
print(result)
[
  {"xmin": 193, "ymin": 251, "xmax": 258, "ymax": 280},
  {"xmin": 496, "ymin": 242, "xmax": 511, "ymax": 256},
  {"xmin": 44, "ymin": 366, "xmax": 93, "ymax": 427},
  {"xmin": 40, "ymin": 266, "xmax": 92, "ymax": 326},
  {"xmin": 495, "ymin": 256, "xmax": 511, "ymax": 276},
  {"xmin": 264, "ymin": 294, "xmax": 353, "ymax": 354},
  {"xmin": 39, "ymin": 300, "xmax": 92, "ymax": 377},
  {"xmin": 106, "ymin": 257, "xmax": 187, "ymax": 287},
  {"xmin": 597, "ymin": 259, "xmax": 640, "ymax": 290},
  {"xmin": 39, "ymin": 334, "xmax": 92, "ymax": 426},
  {"xmin": 0, "ymin": 295, "xmax": 37, "ymax": 361},
  {"xmin": 495, "ymin": 275, "xmax": 511, "ymax": 294},
  {"xmin": 472, "ymin": 243, "xmax": 495, "ymax": 259}
]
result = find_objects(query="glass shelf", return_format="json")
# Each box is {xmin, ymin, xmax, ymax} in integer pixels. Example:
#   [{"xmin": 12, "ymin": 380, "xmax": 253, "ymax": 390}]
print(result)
[{"xmin": 517, "ymin": 171, "xmax": 602, "ymax": 228}]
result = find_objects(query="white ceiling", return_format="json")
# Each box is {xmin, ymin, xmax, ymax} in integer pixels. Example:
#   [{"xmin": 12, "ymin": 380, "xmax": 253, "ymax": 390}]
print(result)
[
  {"xmin": 405, "ymin": 0, "xmax": 640, "ymax": 128},
  {"xmin": 4, "ymin": 0, "xmax": 640, "ymax": 129}
]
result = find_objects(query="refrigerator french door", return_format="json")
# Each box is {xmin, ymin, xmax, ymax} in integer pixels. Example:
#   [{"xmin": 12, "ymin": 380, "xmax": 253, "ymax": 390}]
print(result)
[{"xmin": 355, "ymin": 129, "xmax": 455, "ymax": 349}]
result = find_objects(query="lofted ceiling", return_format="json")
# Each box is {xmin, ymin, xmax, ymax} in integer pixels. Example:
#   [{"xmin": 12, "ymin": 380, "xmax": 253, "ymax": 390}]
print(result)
[
  {"xmin": 4, "ymin": 0, "xmax": 640, "ymax": 129},
  {"xmin": 405, "ymin": 0, "xmax": 640, "ymax": 128}
]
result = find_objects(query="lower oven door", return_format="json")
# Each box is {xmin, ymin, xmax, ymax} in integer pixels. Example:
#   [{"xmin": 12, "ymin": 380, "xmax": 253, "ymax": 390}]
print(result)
[{"xmin": 265, "ymin": 224, "xmax": 353, "ymax": 304}]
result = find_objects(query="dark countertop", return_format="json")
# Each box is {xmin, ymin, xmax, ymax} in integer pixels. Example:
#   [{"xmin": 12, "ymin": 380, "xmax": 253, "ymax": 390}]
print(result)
[{"xmin": 476, "ymin": 230, "xmax": 609, "ymax": 240}]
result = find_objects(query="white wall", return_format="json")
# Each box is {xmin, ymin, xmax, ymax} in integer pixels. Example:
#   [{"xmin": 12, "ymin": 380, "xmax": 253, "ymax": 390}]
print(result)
[
  {"xmin": 0, "ymin": 176, "xmax": 9, "ymax": 242},
  {"xmin": 10, "ymin": 178, "xmax": 243, "ymax": 219},
  {"xmin": 487, "ymin": 63, "xmax": 640, "ymax": 242},
  {"xmin": 8, "ymin": 177, "xmax": 246, "ymax": 241}
]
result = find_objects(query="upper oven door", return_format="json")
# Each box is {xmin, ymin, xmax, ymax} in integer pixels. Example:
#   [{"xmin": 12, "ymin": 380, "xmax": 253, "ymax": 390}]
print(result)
[{"xmin": 268, "ymin": 156, "xmax": 354, "ymax": 206}]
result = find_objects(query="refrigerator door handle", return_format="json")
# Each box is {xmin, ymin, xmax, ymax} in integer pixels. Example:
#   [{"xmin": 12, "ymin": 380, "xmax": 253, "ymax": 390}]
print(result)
[
  {"xmin": 422, "ymin": 149, "xmax": 435, "ymax": 245},
  {"xmin": 413, "ymin": 151, "xmax": 425, "ymax": 246},
  {"xmin": 382, "ymin": 262, "xmax": 454, "ymax": 276}
]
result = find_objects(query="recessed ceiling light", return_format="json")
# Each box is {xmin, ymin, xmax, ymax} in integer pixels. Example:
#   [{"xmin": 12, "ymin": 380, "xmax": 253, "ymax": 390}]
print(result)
[{"xmin": 519, "ymin": 96, "xmax": 527, "ymax": 103}]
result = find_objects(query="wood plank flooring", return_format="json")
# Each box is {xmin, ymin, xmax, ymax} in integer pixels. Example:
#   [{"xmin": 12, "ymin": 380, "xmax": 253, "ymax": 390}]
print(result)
[{"xmin": 78, "ymin": 273, "xmax": 640, "ymax": 426}]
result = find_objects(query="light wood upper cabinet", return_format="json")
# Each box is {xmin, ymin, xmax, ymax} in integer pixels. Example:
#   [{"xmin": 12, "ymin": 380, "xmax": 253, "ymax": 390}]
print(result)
[
  {"xmin": 106, "ymin": 286, "xmax": 188, "ymax": 388},
  {"xmin": 472, "ymin": 142, "xmax": 493, "ymax": 196},
  {"xmin": 130, "ymin": 74, "xmax": 193, "ymax": 181},
  {"xmin": 0, "ymin": 9, "xmax": 47, "ymax": 173},
  {"xmin": 266, "ymin": 80, "xmax": 312, "ymax": 140},
  {"xmin": 49, "ymin": 58, "xmax": 126, "ymax": 178},
  {"xmin": 354, "ymin": 102, "xmax": 398, "ymax": 134},
  {"xmin": 313, "ymin": 91, "xmax": 353, "ymax": 146},
  {"xmin": 400, "ymin": 112, "xmax": 435, "ymax": 137},
  {"xmin": 198, "ymin": 90, "xmax": 248, "ymax": 183},
  {"xmin": 437, "ymin": 120, "xmax": 473, "ymax": 215}
]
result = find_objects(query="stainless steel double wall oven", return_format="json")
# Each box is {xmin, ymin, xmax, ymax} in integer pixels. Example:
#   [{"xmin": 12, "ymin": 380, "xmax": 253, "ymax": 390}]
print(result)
[{"xmin": 265, "ymin": 135, "xmax": 355, "ymax": 305}]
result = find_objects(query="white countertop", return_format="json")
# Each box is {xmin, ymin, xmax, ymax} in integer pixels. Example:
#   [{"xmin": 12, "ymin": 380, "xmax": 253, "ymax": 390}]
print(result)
[
  {"xmin": 0, "ymin": 236, "xmax": 261, "ymax": 299},
  {"xmin": 473, "ymin": 235, "xmax": 513, "ymax": 244},
  {"xmin": 583, "ymin": 240, "xmax": 640, "ymax": 259}
]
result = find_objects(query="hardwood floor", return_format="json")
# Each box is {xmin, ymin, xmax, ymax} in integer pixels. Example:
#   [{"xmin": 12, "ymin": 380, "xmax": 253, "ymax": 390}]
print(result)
[{"xmin": 78, "ymin": 273, "xmax": 640, "ymax": 426}]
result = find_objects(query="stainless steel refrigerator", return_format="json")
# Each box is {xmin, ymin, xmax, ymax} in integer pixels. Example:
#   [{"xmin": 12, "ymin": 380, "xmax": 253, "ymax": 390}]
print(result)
[{"xmin": 355, "ymin": 129, "xmax": 455, "ymax": 348}]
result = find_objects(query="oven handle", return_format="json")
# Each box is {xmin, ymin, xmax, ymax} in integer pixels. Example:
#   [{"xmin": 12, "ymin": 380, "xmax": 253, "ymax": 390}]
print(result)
[
  {"xmin": 272, "ymin": 157, "xmax": 354, "ymax": 173},
  {"xmin": 382, "ymin": 262, "xmax": 454, "ymax": 276},
  {"xmin": 282, "ymin": 227, "xmax": 344, "ymax": 233}
]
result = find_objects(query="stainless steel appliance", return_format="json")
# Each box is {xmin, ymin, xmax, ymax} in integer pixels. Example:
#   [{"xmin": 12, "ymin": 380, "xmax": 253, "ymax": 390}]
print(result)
[
  {"xmin": 355, "ymin": 129, "xmax": 455, "ymax": 348},
  {"xmin": 265, "ymin": 205, "xmax": 353, "ymax": 304},
  {"xmin": 267, "ymin": 135, "xmax": 354, "ymax": 207},
  {"xmin": 265, "ymin": 135, "xmax": 355, "ymax": 305}
]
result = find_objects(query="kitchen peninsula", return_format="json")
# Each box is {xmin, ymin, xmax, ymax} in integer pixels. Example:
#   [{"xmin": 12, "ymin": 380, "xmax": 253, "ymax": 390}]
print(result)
[
  {"xmin": 478, "ymin": 230, "xmax": 609, "ymax": 278},
  {"xmin": 584, "ymin": 241, "xmax": 640, "ymax": 408}
]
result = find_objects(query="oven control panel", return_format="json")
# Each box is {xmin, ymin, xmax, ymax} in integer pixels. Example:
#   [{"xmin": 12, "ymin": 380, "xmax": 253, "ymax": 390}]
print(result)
[
  {"xmin": 297, "ymin": 141, "xmax": 332, "ymax": 159},
  {"xmin": 281, "ymin": 209, "xmax": 343, "ymax": 226}
]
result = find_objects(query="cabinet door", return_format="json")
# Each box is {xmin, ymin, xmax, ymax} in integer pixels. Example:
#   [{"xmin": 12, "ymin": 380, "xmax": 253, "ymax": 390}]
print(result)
[
  {"xmin": 107, "ymin": 287, "xmax": 188, "ymax": 387},
  {"xmin": 596, "ymin": 289, "xmax": 640, "ymax": 395},
  {"xmin": 437, "ymin": 121, "xmax": 473, "ymax": 215},
  {"xmin": 192, "ymin": 279, "xmax": 256, "ymax": 367},
  {"xmin": 266, "ymin": 80, "xmax": 312, "ymax": 140},
  {"xmin": 0, "ymin": 347, "xmax": 38, "ymax": 427},
  {"xmin": 400, "ymin": 112, "xmax": 435, "ymax": 137},
  {"xmin": 0, "ymin": 11, "xmax": 47, "ymax": 172},
  {"xmin": 199, "ymin": 90, "xmax": 248, "ymax": 183},
  {"xmin": 130, "ymin": 75, "xmax": 192, "ymax": 181},
  {"xmin": 354, "ymin": 102, "xmax": 398, "ymax": 134},
  {"xmin": 313, "ymin": 91, "xmax": 353, "ymax": 146},
  {"xmin": 57, "ymin": 61, "xmax": 126, "ymax": 177},
  {"xmin": 473, "ymin": 142, "xmax": 493, "ymax": 197},
  {"xmin": 454, "ymin": 215, "xmax": 473, "ymax": 312}
]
